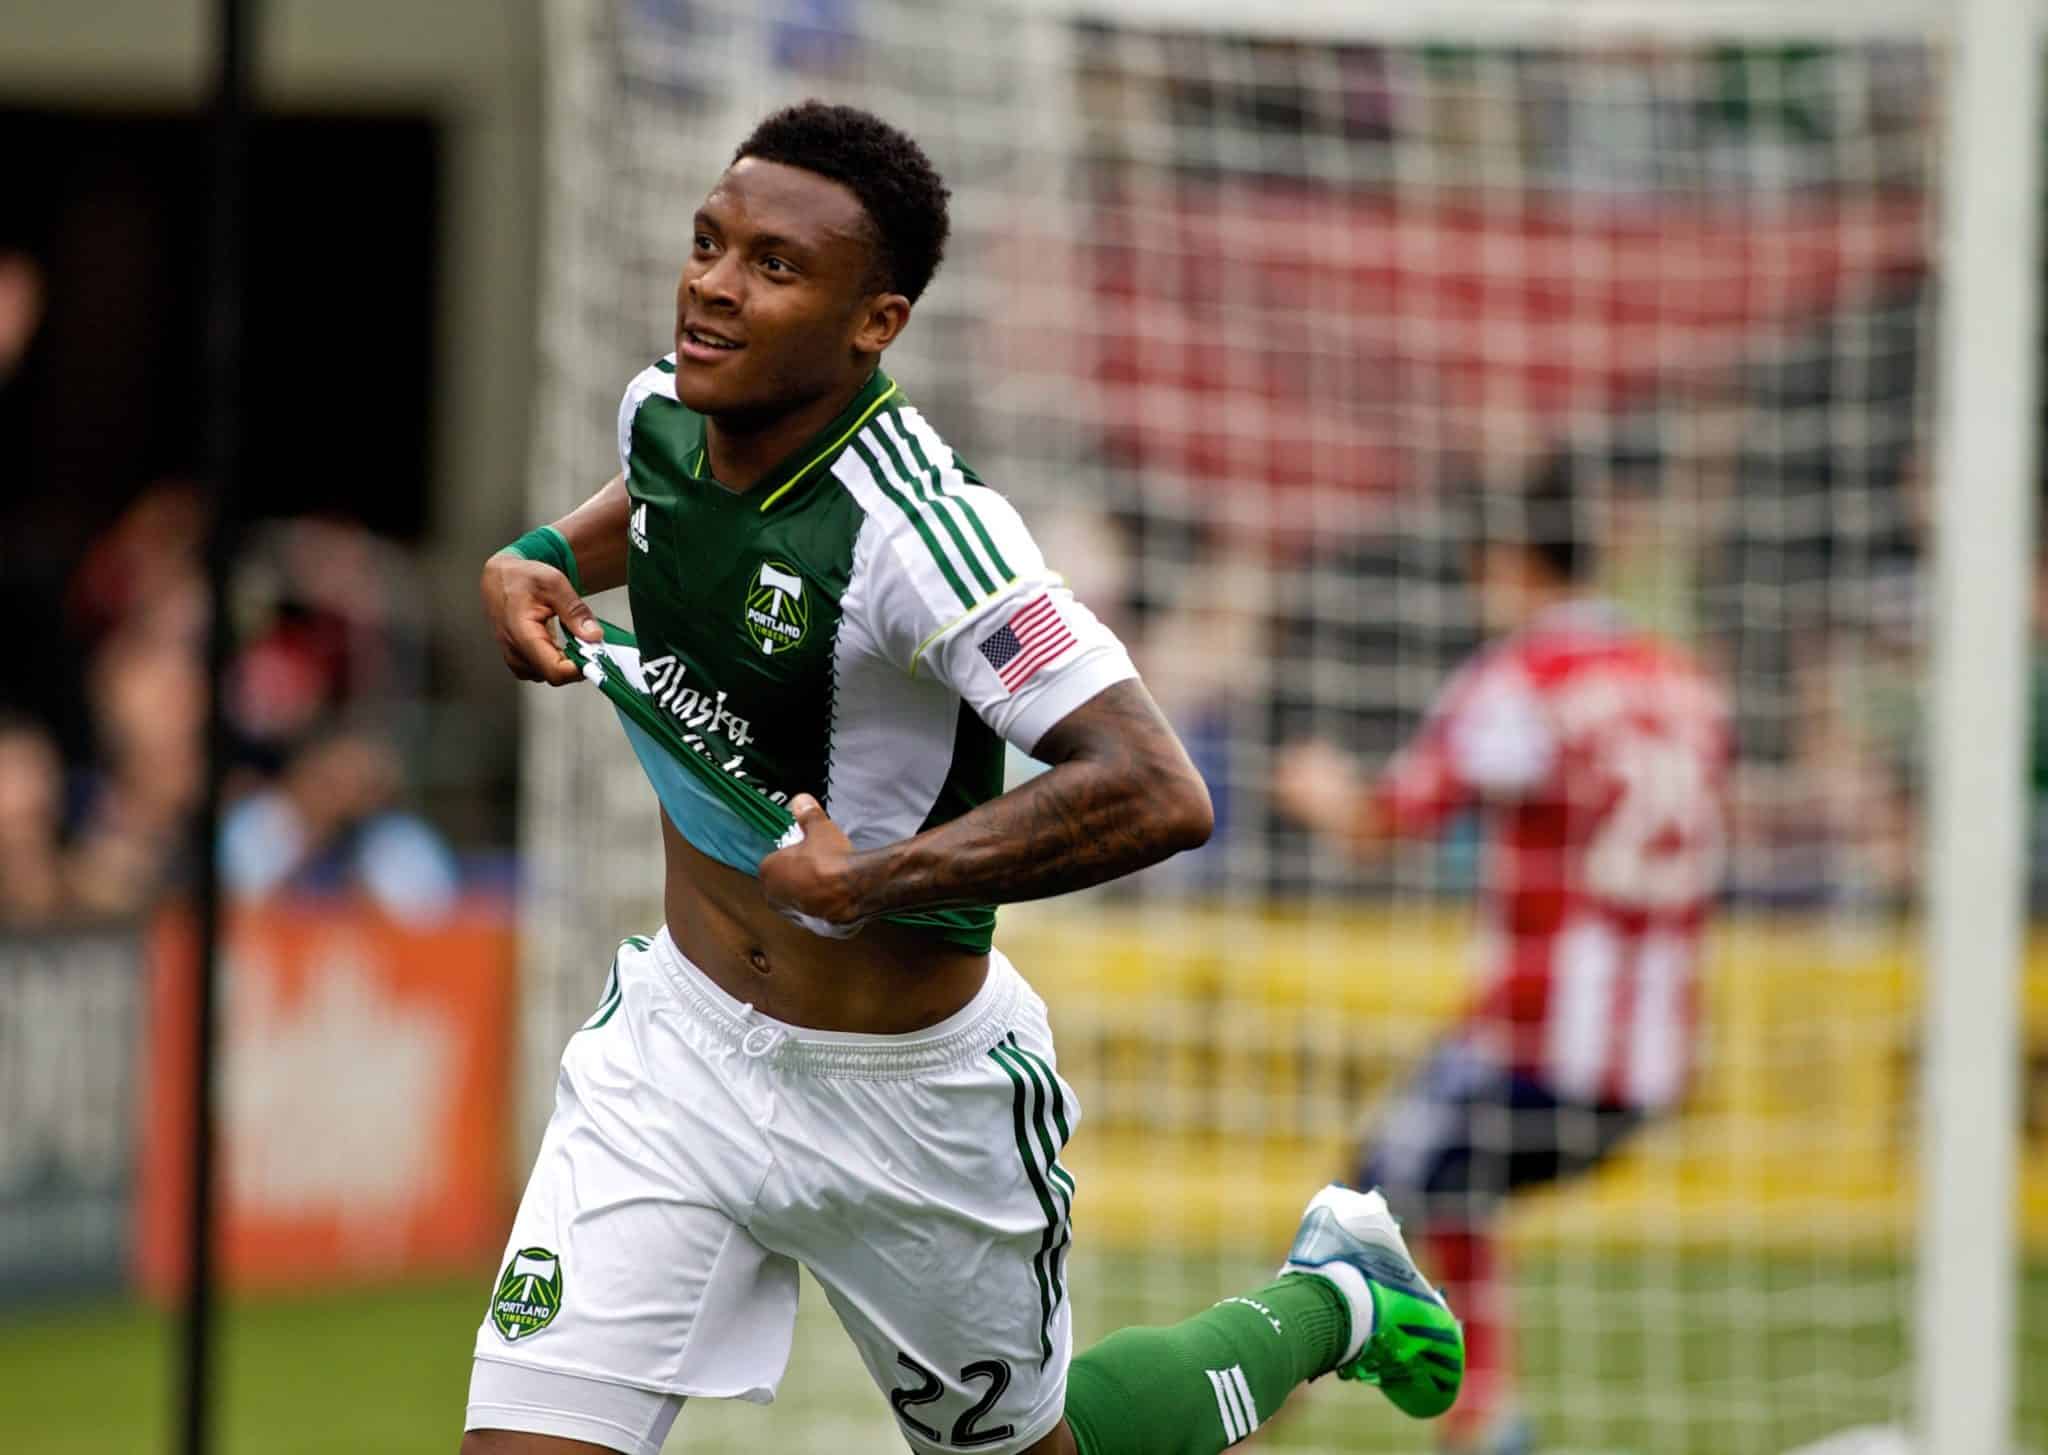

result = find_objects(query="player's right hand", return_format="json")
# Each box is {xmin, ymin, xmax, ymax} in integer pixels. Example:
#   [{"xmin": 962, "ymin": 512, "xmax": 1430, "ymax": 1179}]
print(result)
[{"xmin": 480, "ymin": 552, "xmax": 603, "ymax": 686}]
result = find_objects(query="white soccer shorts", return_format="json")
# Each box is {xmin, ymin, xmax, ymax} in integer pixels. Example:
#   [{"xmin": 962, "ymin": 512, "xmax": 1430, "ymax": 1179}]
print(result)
[{"xmin": 467, "ymin": 929, "xmax": 1079, "ymax": 1455}]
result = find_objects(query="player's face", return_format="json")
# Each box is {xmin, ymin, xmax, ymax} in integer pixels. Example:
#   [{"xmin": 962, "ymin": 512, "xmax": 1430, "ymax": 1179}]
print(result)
[{"xmin": 674, "ymin": 159, "xmax": 896, "ymax": 422}]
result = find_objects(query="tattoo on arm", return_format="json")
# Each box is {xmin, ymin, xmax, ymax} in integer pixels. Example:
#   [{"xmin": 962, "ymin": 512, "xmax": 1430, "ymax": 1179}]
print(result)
[{"xmin": 844, "ymin": 680, "xmax": 1213, "ymax": 919}]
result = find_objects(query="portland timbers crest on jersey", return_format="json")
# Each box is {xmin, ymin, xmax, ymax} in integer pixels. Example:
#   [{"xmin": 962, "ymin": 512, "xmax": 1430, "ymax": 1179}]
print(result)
[
  {"xmin": 491, "ymin": 1246, "xmax": 563, "ymax": 1341},
  {"xmin": 745, "ymin": 559, "xmax": 810, "ymax": 656}
]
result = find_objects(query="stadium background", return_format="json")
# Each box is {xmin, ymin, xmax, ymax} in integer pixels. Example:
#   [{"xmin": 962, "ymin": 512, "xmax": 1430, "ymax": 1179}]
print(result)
[{"xmin": 0, "ymin": 1, "xmax": 2043, "ymax": 1453}]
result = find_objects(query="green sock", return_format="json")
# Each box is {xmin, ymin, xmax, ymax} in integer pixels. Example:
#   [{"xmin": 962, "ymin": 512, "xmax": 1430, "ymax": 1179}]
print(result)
[{"xmin": 1063, "ymin": 1274, "xmax": 1351, "ymax": 1455}]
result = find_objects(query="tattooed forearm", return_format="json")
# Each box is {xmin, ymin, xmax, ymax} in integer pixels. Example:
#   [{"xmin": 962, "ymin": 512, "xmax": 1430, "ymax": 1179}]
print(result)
[{"xmin": 842, "ymin": 680, "xmax": 1213, "ymax": 919}]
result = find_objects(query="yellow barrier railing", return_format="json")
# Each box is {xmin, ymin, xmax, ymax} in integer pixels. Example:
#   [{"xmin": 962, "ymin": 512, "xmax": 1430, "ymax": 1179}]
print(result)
[{"xmin": 993, "ymin": 904, "xmax": 2048, "ymax": 1256}]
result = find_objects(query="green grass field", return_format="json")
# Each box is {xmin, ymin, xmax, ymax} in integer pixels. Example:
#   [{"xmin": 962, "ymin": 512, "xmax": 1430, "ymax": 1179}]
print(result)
[{"xmin": 5, "ymin": 1255, "xmax": 2043, "ymax": 1455}]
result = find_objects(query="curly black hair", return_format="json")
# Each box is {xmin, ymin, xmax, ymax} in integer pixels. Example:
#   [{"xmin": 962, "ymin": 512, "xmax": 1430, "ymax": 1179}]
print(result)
[
  {"xmin": 1510, "ymin": 450, "xmax": 1592, "ymax": 583},
  {"xmin": 733, "ymin": 100, "xmax": 952, "ymax": 304}
]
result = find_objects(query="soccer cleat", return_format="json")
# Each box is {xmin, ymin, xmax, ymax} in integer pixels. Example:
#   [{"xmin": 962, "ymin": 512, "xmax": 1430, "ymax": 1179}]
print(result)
[{"xmin": 1280, "ymin": 1184, "xmax": 1464, "ymax": 1420}]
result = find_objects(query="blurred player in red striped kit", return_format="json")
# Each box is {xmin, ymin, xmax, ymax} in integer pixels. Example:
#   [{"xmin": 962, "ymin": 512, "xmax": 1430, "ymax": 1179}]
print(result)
[{"xmin": 1275, "ymin": 456, "xmax": 1731, "ymax": 1455}]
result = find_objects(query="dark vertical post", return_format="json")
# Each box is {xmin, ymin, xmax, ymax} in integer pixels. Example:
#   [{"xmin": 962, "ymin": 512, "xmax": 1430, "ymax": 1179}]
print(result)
[{"xmin": 182, "ymin": 1, "xmax": 252, "ymax": 1453}]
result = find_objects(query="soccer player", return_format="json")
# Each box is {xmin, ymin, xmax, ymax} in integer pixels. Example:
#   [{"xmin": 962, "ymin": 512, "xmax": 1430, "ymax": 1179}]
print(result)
[
  {"xmin": 1275, "ymin": 463, "xmax": 1730, "ymax": 1455},
  {"xmin": 465, "ymin": 102, "xmax": 1462, "ymax": 1455}
]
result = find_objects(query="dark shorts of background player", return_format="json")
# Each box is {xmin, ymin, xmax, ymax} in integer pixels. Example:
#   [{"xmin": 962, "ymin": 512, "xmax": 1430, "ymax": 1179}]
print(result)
[{"xmin": 1359, "ymin": 1036, "xmax": 1646, "ymax": 1226}]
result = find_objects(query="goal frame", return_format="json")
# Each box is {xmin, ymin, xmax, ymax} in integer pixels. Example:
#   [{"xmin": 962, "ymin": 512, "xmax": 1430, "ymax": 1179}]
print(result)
[
  {"xmin": 1018, "ymin": 1, "xmax": 2045, "ymax": 1446},
  {"xmin": 1917, "ymin": 1, "xmax": 2040, "ymax": 1452},
  {"xmin": 525, "ymin": 1, "xmax": 2041, "ymax": 1447}
]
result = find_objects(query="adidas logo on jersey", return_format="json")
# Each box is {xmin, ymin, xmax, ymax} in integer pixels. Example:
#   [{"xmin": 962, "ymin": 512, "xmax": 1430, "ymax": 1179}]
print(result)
[{"xmin": 630, "ymin": 501, "xmax": 650, "ymax": 553}]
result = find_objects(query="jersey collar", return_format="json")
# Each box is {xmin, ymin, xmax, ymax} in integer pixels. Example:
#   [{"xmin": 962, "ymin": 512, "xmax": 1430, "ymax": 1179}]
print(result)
[{"xmin": 691, "ymin": 368, "xmax": 901, "ymax": 513}]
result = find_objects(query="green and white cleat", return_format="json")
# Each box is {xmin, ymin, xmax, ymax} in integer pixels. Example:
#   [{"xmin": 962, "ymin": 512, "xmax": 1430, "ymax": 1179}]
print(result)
[{"xmin": 1280, "ymin": 1184, "xmax": 1464, "ymax": 1420}]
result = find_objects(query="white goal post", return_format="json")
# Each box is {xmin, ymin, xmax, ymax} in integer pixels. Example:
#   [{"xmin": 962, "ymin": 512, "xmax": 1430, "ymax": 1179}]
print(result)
[{"xmin": 1920, "ymin": 0, "xmax": 2041, "ymax": 1452}]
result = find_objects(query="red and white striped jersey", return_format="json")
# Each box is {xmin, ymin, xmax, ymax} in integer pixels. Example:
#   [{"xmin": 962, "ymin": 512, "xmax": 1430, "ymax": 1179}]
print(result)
[{"xmin": 1373, "ymin": 601, "xmax": 1731, "ymax": 1109}]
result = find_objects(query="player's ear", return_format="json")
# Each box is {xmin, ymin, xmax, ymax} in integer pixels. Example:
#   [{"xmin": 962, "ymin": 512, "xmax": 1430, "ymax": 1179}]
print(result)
[{"xmin": 852, "ymin": 292, "xmax": 910, "ymax": 358}]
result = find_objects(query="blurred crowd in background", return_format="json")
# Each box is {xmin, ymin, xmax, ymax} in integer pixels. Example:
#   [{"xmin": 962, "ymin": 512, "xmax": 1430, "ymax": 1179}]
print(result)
[
  {"xmin": 0, "ymin": 472, "xmax": 462, "ymax": 930},
  {"xmin": 0, "ymin": 98, "xmax": 472, "ymax": 934},
  {"xmin": 0, "ymin": 243, "xmax": 461, "ymax": 929}
]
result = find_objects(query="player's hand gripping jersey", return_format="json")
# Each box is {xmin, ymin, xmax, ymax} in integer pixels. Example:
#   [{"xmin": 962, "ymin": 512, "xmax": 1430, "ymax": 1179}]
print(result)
[
  {"xmin": 580, "ymin": 359, "xmax": 1136, "ymax": 949},
  {"xmin": 1376, "ymin": 601, "xmax": 1732, "ymax": 1109}
]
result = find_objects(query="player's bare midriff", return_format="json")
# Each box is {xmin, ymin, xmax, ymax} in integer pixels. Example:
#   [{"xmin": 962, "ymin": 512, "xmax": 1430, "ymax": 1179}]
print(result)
[{"xmin": 658, "ymin": 810, "xmax": 990, "ymax": 1034}]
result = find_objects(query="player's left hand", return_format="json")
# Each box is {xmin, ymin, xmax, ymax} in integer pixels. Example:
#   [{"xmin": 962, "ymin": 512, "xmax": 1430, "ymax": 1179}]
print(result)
[
  {"xmin": 758, "ymin": 795, "xmax": 870, "ymax": 937},
  {"xmin": 1273, "ymin": 739, "xmax": 1368, "ymax": 840}
]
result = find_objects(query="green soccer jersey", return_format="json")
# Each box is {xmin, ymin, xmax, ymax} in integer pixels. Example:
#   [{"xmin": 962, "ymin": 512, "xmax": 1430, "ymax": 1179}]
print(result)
[{"xmin": 602, "ymin": 358, "xmax": 1136, "ymax": 952}]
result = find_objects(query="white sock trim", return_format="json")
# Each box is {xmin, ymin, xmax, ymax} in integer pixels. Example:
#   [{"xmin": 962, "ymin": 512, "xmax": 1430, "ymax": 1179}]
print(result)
[
  {"xmin": 1227, "ymin": 1365, "xmax": 1260, "ymax": 1434},
  {"xmin": 1207, "ymin": 1368, "xmax": 1246, "ymax": 1442}
]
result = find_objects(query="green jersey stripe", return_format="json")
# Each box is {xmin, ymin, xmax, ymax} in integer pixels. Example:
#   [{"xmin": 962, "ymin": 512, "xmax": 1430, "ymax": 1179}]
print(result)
[
  {"xmin": 996, "ymin": 1040, "xmax": 1070, "ymax": 1356},
  {"xmin": 1005, "ymin": 1056, "xmax": 1074, "ymax": 1338},
  {"xmin": 996, "ymin": 1040, "xmax": 1073, "ymax": 1338},
  {"xmin": 864, "ymin": 419, "xmax": 999, "ymax": 596},
  {"xmin": 846, "ymin": 436, "xmax": 977, "ymax": 609},
  {"xmin": 1007, "ymin": 1041, "xmax": 1077, "ymax": 1197},
  {"xmin": 989, "ymin": 1046, "xmax": 1061, "ymax": 1367},
  {"xmin": 583, "ymin": 953, "xmax": 625, "ymax": 1031},
  {"xmin": 892, "ymin": 413, "xmax": 1017, "ymax": 583},
  {"xmin": 875, "ymin": 412, "xmax": 1007, "ymax": 590},
  {"xmin": 1001, "ymin": 1048, "xmax": 1072, "ymax": 1221}
]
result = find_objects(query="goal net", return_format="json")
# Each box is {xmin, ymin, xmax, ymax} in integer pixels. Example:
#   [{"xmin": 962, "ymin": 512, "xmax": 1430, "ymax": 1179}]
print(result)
[{"xmin": 520, "ymin": 3, "xmax": 2039, "ymax": 1451}]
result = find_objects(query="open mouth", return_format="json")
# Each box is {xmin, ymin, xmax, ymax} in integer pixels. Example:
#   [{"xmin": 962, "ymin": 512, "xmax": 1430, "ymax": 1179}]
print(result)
[{"xmin": 682, "ymin": 326, "xmax": 742, "ymax": 352}]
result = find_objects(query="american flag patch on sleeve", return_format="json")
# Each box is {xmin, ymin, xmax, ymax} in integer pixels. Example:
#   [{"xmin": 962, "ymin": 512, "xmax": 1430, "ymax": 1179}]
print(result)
[{"xmin": 977, "ymin": 593, "xmax": 1077, "ymax": 693}]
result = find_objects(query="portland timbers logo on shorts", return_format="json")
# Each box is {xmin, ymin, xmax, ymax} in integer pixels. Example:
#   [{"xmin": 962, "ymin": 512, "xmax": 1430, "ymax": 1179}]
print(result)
[
  {"xmin": 491, "ymin": 1247, "xmax": 563, "ymax": 1342},
  {"xmin": 745, "ymin": 559, "xmax": 809, "ymax": 656}
]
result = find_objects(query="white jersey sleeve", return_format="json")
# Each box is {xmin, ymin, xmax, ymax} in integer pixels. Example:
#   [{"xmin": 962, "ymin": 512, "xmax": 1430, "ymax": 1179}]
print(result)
[
  {"xmin": 616, "ymin": 357, "xmax": 678, "ymax": 476},
  {"xmin": 837, "ymin": 412, "xmax": 1137, "ymax": 756}
]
